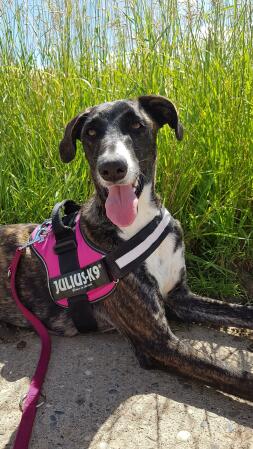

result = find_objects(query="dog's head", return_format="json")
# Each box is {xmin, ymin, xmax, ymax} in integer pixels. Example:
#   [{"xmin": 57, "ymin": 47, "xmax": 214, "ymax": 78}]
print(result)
[{"xmin": 60, "ymin": 95, "xmax": 183, "ymax": 227}]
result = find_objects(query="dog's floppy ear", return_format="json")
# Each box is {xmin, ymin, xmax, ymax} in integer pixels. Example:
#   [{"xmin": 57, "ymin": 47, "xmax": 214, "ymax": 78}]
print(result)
[
  {"xmin": 59, "ymin": 108, "xmax": 92, "ymax": 163},
  {"xmin": 138, "ymin": 95, "xmax": 183, "ymax": 141}
]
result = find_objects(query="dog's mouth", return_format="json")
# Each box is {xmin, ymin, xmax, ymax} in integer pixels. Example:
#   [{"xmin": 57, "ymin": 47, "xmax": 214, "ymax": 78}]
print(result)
[{"xmin": 105, "ymin": 175, "xmax": 144, "ymax": 227}]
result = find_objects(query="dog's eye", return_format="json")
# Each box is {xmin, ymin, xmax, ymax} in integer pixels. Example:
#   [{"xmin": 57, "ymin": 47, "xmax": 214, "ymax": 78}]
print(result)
[
  {"xmin": 87, "ymin": 128, "xmax": 96, "ymax": 137},
  {"xmin": 131, "ymin": 122, "xmax": 142, "ymax": 130}
]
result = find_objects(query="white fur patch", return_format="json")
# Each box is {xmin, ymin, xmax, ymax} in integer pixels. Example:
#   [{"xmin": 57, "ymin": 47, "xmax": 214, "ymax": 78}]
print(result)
[
  {"xmin": 114, "ymin": 140, "xmax": 136, "ymax": 178},
  {"xmin": 119, "ymin": 183, "xmax": 186, "ymax": 297}
]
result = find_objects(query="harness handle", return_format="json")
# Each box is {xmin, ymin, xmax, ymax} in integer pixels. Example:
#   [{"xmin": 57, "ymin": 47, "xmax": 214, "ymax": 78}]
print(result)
[{"xmin": 51, "ymin": 200, "xmax": 80, "ymax": 239}]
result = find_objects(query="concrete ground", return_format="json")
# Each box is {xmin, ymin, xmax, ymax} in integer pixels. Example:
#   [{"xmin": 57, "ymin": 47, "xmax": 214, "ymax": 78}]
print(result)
[{"xmin": 0, "ymin": 322, "xmax": 252, "ymax": 449}]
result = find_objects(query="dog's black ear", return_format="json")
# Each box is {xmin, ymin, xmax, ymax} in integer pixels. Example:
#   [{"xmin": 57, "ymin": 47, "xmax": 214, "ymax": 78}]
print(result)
[
  {"xmin": 59, "ymin": 108, "xmax": 92, "ymax": 163},
  {"xmin": 138, "ymin": 95, "xmax": 183, "ymax": 141}
]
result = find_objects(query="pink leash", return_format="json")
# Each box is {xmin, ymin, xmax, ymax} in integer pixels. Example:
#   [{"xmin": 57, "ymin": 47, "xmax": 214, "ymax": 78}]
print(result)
[{"xmin": 8, "ymin": 248, "xmax": 52, "ymax": 449}]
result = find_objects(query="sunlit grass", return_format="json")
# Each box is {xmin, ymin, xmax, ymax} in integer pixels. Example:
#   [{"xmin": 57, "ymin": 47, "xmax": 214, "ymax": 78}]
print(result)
[{"xmin": 0, "ymin": 0, "xmax": 252, "ymax": 300}]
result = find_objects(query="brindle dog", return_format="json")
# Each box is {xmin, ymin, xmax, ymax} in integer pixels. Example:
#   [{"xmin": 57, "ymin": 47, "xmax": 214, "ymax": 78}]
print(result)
[{"xmin": 0, "ymin": 95, "xmax": 252, "ymax": 400}]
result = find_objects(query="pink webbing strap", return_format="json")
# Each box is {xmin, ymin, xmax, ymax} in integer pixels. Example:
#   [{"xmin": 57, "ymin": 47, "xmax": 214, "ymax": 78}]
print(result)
[{"xmin": 8, "ymin": 248, "xmax": 52, "ymax": 449}]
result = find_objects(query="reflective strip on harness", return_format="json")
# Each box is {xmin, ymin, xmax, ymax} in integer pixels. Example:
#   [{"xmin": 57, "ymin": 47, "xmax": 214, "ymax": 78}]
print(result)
[{"xmin": 115, "ymin": 210, "xmax": 171, "ymax": 269}]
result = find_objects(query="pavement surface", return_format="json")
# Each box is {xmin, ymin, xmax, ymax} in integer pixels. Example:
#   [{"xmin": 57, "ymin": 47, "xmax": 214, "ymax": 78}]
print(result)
[{"xmin": 0, "ymin": 322, "xmax": 252, "ymax": 449}]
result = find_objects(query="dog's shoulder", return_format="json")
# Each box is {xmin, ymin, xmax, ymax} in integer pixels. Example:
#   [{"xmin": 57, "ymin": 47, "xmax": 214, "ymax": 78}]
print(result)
[{"xmin": 0, "ymin": 223, "xmax": 36, "ymax": 256}]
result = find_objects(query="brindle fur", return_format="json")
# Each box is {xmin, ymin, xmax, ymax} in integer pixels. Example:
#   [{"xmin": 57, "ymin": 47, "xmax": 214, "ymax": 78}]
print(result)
[{"xmin": 0, "ymin": 96, "xmax": 253, "ymax": 401}]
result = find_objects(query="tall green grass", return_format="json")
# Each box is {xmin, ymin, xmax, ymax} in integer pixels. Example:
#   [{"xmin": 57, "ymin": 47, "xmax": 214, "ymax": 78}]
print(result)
[{"xmin": 0, "ymin": 0, "xmax": 252, "ymax": 300}]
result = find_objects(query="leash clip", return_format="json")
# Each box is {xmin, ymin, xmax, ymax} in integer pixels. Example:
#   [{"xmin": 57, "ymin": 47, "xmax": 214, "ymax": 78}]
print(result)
[{"xmin": 19, "ymin": 219, "xmax": 51, "ymax": 250}]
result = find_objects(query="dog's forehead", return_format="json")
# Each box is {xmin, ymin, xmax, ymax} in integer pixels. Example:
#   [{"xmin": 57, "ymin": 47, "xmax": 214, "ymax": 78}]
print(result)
[{"xmin": 88, "ymin": 99, "xmax": 141, "ymax": 121}]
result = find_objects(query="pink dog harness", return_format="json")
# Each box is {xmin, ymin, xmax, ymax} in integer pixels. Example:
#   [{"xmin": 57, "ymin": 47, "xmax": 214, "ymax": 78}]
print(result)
[
  {"xmin": 31, "ymin": 218, "xmax": 116, "ymax": 306},
  {"xmin": 29, "ymin": 199, "xmax": 172, "ymax": 333},
  {"xmin": 8, "ymin": 199, "xmax": 172, "ymax": 449}
]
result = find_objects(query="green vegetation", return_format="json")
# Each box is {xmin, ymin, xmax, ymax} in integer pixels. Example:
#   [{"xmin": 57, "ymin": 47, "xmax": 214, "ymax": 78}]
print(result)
[{"xmin": 0, "ymin": 0, "xmax": 252, "ymax": 300}]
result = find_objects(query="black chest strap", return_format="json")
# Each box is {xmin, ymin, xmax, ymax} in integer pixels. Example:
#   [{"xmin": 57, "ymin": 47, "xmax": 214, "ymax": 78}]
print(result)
[
  {"xmin": 105, "ymin": 208, "xmax": 172, "ymax": 279},
  {"xmin": 52, "ymin": 201, "xmax": 97, "ymax": 333}
]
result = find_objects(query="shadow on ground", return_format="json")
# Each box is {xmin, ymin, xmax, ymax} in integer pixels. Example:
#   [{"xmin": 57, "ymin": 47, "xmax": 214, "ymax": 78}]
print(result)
[{"xmin": 0, "ymin": 322, "xmax": 252, "ymax": 449}]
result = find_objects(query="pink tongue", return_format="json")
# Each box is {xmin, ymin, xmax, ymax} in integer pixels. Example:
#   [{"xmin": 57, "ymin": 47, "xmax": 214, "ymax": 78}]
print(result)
[{"xmin": 105, "ymin": 185, "xmax": 138, "ymax": 227}]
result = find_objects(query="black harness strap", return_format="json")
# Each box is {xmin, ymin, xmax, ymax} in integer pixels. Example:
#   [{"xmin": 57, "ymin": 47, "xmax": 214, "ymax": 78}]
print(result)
[
  {"xmin": 52, "ymin": 200, "xmax": 97, "ymax": 333},
  {"xmin": 105, "ymin": 209, "xmax": 172, "ymax": 279}
]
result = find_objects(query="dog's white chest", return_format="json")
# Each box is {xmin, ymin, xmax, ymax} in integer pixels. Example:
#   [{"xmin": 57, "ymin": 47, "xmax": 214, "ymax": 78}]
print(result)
[
  {"xmin": 119, "ymin": 184, "xmax": 185, "ymax": 297},
  {"xmin": 145, "ymin": 233, "xmax": 185, "ymax": 296}
]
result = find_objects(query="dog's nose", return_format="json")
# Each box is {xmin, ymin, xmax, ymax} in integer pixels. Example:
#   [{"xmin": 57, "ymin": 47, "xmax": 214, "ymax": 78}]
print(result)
[{"xmin": 98, "ymin": 159, "xmax": 128, "ymax": 182}]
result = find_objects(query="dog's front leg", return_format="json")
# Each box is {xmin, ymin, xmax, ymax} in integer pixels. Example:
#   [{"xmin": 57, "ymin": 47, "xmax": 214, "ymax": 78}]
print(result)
[
  {"xmin": 166, "ymin": 288, "xmax": 253, "ymax": 330},
  {"xmin": 103, "ymin": 275, "xmax": 253, "ymax": 401}
]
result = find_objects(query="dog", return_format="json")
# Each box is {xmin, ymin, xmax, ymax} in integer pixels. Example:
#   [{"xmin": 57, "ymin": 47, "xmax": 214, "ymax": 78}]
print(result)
[{"xmin": 0, "ymin": 95, "xmax": 252, "ymax": 400}]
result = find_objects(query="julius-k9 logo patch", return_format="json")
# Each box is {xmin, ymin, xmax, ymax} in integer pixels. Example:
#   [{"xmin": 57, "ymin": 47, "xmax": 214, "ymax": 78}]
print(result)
[{"xmin": 50, "ymin": 261, "xmax": 110, "ymax": 300}]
